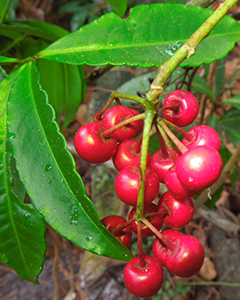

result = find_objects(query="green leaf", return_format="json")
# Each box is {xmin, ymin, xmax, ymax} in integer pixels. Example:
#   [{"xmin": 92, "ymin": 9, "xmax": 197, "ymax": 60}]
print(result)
[
  {"xmin": 0, "ymin": 55, "xmax": 20, "ymax": 63},
  {"xmin": 7, "ymin": 62, "xmax": 133, "ymax": 261},
  {"xmin": 2, "ymin": 20, "xmax": 69, "ymax": 42},
  {"xmin": 222, "ymin": 94, "xmax": 240, "ymax": 110},
  {"xmin": 105, "ymin": 0, "xmax": 128, "ymax": 17},
  {"xmin": 220, "ymin": 107, "xmax": 240, "ymax": 147},
  {"xmin": 36, "ymin": 4, "xmax": 240, "ymax": 67},
  {"xmin": 37, "ymin": 59, "xmax": 86, "ymax": 128},
  {"xmin": 0, "ymin": 68, "xmax": 46, "ymax": 283},
  {"xmin": 10, "ymin": 156, "xmax": 26, "ymax": 203},
  {"xmin": 70, "ymin": 4, "xmax": 92, "ymax": 32}
]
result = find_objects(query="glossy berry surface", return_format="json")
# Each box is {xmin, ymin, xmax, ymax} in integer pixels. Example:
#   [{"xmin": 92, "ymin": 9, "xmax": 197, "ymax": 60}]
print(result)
[
  {"xmin": 115, "ymin": 166, "xmax": 159, "ymax": 206},
  {"xmin": 123, "ymin": 255, "xmax": 164, "ymax": 298},
  {"xmin": 129, "ymin": 203, "xmax": 163, "ymax": 237},
  {"xmin": 150, "ymin": 148, "xmax": 181, "ymax": 183},
  {"xmin": 165, "ymin": 166, "xmax": 200, "ymax": 199},
  {"xmin": 152, "ymin": 229, "xmax": 183, "ymax": 267},
  {"xmin": 182, "ymin": 125, "xmax": 221, "ymax": 151},
  {"xmin": 175, "ymin": 145, "xmax": 223, "ymax": 191},
  {"xmin": 166, "ymin": 235, "xmax": 204, "ymax": 277},
  {"xmin": 163, "ymin": 90, "xmax": 199, "ymax": 127},
  {"xmin": 158, "ymin": 191, "xmax": 194, "ymax": 228},
  {"xmin": 74, "ymin": 122, "xmax": 117, "ymax": 164},
  {"xmin": 113, "ymin": 139, "xmax": 150, "ymax": 171},
  {"xmin": 101, "ymin": 215, "xmax": 132, "ymax": 247},
  {"xmin": 101, "ymin": 106, "xmax": 143, "ymax": 141}
]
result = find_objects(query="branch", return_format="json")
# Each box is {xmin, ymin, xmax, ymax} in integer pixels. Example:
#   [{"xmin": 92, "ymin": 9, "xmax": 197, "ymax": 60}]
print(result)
[{"xmin": 145, "ymin": 0, "xmax": 239, "ymax": 102}]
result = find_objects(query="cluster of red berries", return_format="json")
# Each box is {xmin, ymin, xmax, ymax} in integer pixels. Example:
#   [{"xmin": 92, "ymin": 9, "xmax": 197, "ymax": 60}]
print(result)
[{"xmin": 74, "ymin": 90, "xmax": 223, "ymax": 298}]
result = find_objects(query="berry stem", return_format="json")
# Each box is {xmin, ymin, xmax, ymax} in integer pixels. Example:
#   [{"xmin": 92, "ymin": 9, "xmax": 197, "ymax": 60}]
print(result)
[
  {"xmin": 155, "ymin": 124, "xmax": 169, "ymax": 159},
  {"xmin": 113, "ymin": 217, "xmax": 136, "ymax": 236},
  {"xmin": 158, "ymin": 103, "xmax": 180, "ymax": 115},
  {"xmin": 102, "ymin": 113, "xmax": 146, "ymax": 139},
  {"xmin": 164, "ymin": 119, "xmax": 193, "ymax": 141},
  {"xmin": 136, "ymin": 111, "xmax": 156, "ymax": 219},
  {"xmin": 137, "ymin": 222, "xmax": 146, "ymax": 268},
  {"xmin": 93, "ymin": 97, "xmax": 121, "ymax": 121},
  {"xmin": 158, "ymin": 119, "xmax": 188, "ymax": 154},
  {"xmin": 132, "ymin": 135, "xmax": 143, "ymax": 153},
  {"xmin": 111, "ymin": 90, "xmax": 146, "ymax": 105},
  {"xmin": 141, "ymin": 218, "xmax": 177, "ymax": 252},
  {"xmin": 145, "ymin": 208, "xmax": 169, "ymax": 218},
  {"xmin": 156, "ymin": 123, "xmax": 178, "ymax": 164}
]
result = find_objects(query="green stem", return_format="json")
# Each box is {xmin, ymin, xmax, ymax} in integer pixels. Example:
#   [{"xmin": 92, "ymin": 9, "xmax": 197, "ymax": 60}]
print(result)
[
  {"xmin": 145, "ymin": 0, "xmax": 239, "ymax": 102},
  {"xmin": 0, "ymin": 0, "xmax": 12, "ymax": 28},
  {"xmin": 135, "ymin": 111, "xmax": 156, "ymax": 219},
  {"xmin": 111, "ymin": 91, "xmax": 145, "ymax": 106}
]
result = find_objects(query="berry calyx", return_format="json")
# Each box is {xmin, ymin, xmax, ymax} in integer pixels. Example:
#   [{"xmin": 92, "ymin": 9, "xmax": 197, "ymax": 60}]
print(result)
[
  {"xmin": 74, "ymin": 122, "xmax": 117, "ymax": 164},
  {"xmin": 152, "ymin": 229, "xmax": 183, "ymax": 267},
  {"xmin": 101, "ymin": 215, "xmax": 132, "ymax": 247},
  {"xmin": 163, "ymin": 90, "xmax": 199, "ymax": 127},
  {"xmin": 123, "ymin": 255, "xmax": 164, "ymax": 298},
  {"xmin": 182, "ymin": 125, "xmax": 221, "ymax": 151},
  {"xmin": 175, "ymin": 145, "xmax": 223, "ymax": 191},
  {"xmin": 166, "ymin": 235, "xmax": 204, "ymax": 277}
]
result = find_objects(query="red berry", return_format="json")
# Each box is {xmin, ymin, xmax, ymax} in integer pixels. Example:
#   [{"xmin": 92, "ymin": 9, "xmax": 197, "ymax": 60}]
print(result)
[
  {"xmin": 163, "ymin": 90, "xmax": 199, "ymax": 127},
  {"xmin": 113, "ymin": 139, "xmax": 150, "ymax": 171},
  {"xmin": 175, "ymin": 146, "xmax": 223, "ymax": 191},
  {"xmin": 166, "ymin": 235, "xmax": 204, "ymax": 277},
  {"xmin": 74, "ymin": 122, "xmax": 117, "ymax": 164},
  {"xmin": 101, "ymin": 215, "xmax": 132, "ymax": 247},
  {"xmin": 115, "ymin": 166, "xmax": 159, "ymax": 206},
  {"xmin": 123, "ymin": 255, "xmax": 164, "ymax": 298},
  {"xmin": 129, "ymin": 203, "xmax": 163, "ymax": 237},
  {"xmin": 182, "ymin": 125, "xmax": 221, "ymax": 151},
  {"xmin": 152, "ymin": 229, "xmax": 183, "ymax": 267},
  {"xmin": 165, "ymin": 166, "xmax": 200, "ymax": 199},
  {"xmin": 150, "ymin": 148, "xmax": 182, "ymax": 183},
  {"xmin": 158, "ymin": 191, "xmax": 194, "ymax": 228},
  {"xmin": 101, "ymin": 106, "xmax": 143, "ymax": 141}
]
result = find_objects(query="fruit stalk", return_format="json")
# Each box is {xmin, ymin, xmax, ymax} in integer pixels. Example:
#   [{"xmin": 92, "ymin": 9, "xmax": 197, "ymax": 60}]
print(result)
[
  {"xmin": 136, "ymin": 111, "xmax": 156, "ymax": 218},
  {"xmin": 110, "ymin": 91, "xmax": 146, "ymax": 105}
]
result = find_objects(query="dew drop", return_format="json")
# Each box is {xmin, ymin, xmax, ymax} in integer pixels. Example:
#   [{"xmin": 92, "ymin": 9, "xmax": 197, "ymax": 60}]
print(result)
[{"xmin": 45, "ymin": 164, "xmax": 53, "ymax": 172}]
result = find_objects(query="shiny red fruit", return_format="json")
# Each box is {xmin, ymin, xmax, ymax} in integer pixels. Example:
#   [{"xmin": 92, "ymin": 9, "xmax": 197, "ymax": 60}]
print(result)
[
  {"xmin": 74, "ymin": 122, "xmax": 117, "ymax": 164},
  {"xmin": 150, "ymin": 148, "xmax": 182, "ymax": 183},
  {"xmin": 182, "ymin": 125, "xmax": 221, "ymax": 151},
  {"xmin": 166, "ymin": 235, "xmax": 204, "ymax": 277},
  {"xmin": 101, "ymin": 106, "xmax": 143, "ymax": 141},
  {"xmin": 163, "ymin": 90, "xmax": 199, "ymax": 127},
  {"xmin": 123, "ymin": 255, "xmax": 164, "ymax": 298},
  {"xmin": 113, "ymin": 139, "xmax": 150, "ymax": 171},
  {"xmin": 115, "ymin": 166, "xmax": 159, "ymax": 206},
  {"xmin": 158, "ymin": 191, "xmax": 194, "ymax": 228},
  {"xmin": 129, "ymin": 203, "xmax": 163, "ymax": 237},
  {"xmin": 152, "ymin": 229, "xmax": 183, "ymax": 267},
  {"xmin": 165, "ymin": 166, "xmax": 200, "ymax": 199},
  {"xmin": 175, "ymin": 145, "xmax": 223, "ymax": 191},
  {"xmin": 101, "ymin": 215, "xmax": 132, "ymax": 247}
]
